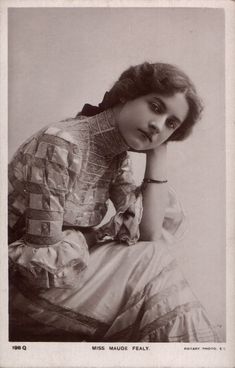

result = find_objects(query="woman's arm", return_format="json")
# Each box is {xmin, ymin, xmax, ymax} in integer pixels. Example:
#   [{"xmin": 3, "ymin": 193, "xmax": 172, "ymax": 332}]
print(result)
[
  {"xmin": 8, "ymin": 133, "xmax": 90, "ymax": 289},
  {"xmin": 139, "ymin": 144, "xmax": 168, "ymax": 241}
]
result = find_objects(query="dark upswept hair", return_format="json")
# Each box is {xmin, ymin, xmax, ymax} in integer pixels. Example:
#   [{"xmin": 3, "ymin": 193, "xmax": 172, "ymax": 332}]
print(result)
[{"xmin": 78, "ymin": 62, "xmax": 203, "ymax": 141}]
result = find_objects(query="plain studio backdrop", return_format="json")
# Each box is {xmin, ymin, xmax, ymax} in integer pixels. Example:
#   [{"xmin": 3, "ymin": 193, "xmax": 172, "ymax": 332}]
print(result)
[{"xmin": 8, "ymin": 7, "xmax": 225, "ymax": 341}]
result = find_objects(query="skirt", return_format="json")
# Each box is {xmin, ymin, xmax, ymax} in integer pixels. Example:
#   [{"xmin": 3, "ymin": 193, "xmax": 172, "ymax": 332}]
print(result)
[{"xmin": 9, "ymin": 239, "xmax": 219, "ymax": 342}]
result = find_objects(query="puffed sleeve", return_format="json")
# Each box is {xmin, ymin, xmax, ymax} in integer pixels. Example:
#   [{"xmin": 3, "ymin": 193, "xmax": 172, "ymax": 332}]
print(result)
[
  {"xmin": 96, "ymin": 152, "xmax": 187, "ymax": 245},
  {"xmin": 8, "ymin": 128, "xmax": 89, "ymax": 289}
]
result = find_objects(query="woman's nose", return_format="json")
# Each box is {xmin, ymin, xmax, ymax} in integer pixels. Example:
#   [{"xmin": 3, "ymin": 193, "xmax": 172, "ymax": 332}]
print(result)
[{"xmin": 149, "ymin": 117, "xmax": 166, "ymax": 134}]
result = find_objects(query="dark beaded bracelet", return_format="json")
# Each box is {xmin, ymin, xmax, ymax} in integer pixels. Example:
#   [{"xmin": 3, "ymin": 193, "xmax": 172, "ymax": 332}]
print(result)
[{"xmin": 143, "ymin": 178, "xmax": 168, "ymax": 184}]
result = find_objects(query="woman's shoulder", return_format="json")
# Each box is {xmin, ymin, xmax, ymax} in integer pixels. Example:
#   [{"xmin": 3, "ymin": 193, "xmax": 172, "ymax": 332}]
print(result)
[
  {"xmin": 9, "ymin": 117, "xmax": 91, "ymax": 170},
  {"xmin": 42, "ymin": 116, "xmax": 90, "ymax": 146},
  {"xmin": 27, "ymin": 116, "xmax": 91, "ymax": 158}
]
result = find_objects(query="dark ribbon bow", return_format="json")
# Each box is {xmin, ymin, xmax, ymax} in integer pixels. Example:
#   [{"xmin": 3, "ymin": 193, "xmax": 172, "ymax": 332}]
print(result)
[{"xmin": 76, "ymin": 92, "xmax": 109, "ymax": 117}]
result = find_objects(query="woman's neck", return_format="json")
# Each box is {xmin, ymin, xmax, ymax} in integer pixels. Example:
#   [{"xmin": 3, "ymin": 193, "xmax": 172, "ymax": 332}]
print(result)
[{"xmin": 88, "ymin": 109, "xmax": 129, "ymax": 158}]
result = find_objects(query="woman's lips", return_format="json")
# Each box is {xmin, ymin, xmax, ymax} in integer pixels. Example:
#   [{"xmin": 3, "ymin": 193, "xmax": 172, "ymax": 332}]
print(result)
[{"xmin": 138, "ymin": 129, "xmax": 152, "ymax": 142}]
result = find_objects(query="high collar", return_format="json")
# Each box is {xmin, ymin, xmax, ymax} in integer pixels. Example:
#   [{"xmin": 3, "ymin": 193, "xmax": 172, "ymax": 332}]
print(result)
[{"xmin": 87, "ymin": 109, "xmax": 129, "ymax": 158}]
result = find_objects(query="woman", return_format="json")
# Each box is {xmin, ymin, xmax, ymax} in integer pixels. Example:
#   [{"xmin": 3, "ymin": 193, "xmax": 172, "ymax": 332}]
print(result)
[{"xmin": 8, "ymin": 62, "xmax": 218, "ymax": 342}]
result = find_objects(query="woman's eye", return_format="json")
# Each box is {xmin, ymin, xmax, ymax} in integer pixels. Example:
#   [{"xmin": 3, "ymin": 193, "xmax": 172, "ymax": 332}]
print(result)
[
  {"xmin": 150, "ymin": 102, "xmax": 162, "ymax": 114},
  {"xmin": 166, "ymin": 119, "xmax": 177, "ymax": 129}
]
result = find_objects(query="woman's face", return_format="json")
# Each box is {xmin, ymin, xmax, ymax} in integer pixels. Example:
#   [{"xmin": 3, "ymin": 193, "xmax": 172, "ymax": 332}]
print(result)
[{"xmin": 115, "ymin": 92, "xmax": 189, "ymax": 150}]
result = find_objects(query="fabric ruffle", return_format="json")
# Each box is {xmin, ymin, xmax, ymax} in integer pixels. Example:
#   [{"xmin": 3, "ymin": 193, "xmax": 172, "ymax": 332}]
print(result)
[
  {"xmin": 96, "ymin": 186, "xmax": 186, "ymax": 246},
  {"xmin": 9, "ymin": 229, "xmax": 89, "ymax": 289},
  {"xmin": 161, "ymin": 186, "xmax": 187, "ymax": 244}
]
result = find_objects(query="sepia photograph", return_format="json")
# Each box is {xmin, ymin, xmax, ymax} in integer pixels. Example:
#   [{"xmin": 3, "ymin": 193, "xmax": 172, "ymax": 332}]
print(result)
[{"xmin": 1, "ymin": 0, "xmax": 234, "ymax": 367}]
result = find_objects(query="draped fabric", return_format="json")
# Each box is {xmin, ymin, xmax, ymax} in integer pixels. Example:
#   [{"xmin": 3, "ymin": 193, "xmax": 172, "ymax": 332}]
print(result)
[{"xmin": 10, "ymin": 240, "xmax": 218, "ymax": 342}]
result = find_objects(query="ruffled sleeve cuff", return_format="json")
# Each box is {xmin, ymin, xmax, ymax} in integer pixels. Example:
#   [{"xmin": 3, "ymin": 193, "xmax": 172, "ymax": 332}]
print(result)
[
  {"xmin": 9, "ymin": 229, "xmax": 89, "ymax": 289},
  {"xmin": 96, "ymin": 188, "xmax": 143, "ymax": 246},
  {"xmin": 97, "ymin": 186, "xmax": 187, "ymax": 246}
]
